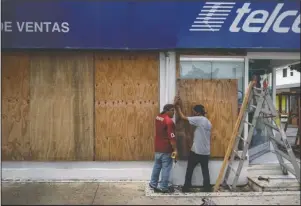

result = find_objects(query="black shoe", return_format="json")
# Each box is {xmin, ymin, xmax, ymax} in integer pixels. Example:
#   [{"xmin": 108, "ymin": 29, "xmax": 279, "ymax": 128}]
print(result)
[
  {"xmin": 154, "ymin": 187, "xmax": 175, "ymax": 193},
  {"xmin": 168, "ymin": 186, "xmax": 175, "ymax": 193},
  {"xmin": 149, "ymin": 183, "xmax": 157, "ymax": 190}
]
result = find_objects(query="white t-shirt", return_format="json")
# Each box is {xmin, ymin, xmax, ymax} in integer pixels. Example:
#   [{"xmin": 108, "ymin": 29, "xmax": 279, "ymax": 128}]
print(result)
[{"xmin": 187, "ymin": 116, "xmax": 212, "ymax": 155}]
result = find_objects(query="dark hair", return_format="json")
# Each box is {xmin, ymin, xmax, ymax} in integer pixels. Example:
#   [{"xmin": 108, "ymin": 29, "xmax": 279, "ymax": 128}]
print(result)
[
  {"xmin": 160, "ymin": 104, "xmax": 174, "ymax": 114},
  {"xmin": 193, "ymin": 104, "xmax": 206, "ymax": 116}
]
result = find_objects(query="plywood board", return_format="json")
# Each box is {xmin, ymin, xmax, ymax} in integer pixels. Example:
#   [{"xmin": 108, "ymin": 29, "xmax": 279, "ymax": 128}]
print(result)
[
  {"xmin": 1, "ymin": 53, "xmax": 31, "ymax": 160},
  {"xmin": 95, "ymin": 52, "xmax": 159, "ymax": 161},
  {"xmin": 176, "ymin": 79, "xmax": 238, "ymax": 158},
  {"xmin": 29, "ymin": 52, "xmax": 94, "ymax": 160}
]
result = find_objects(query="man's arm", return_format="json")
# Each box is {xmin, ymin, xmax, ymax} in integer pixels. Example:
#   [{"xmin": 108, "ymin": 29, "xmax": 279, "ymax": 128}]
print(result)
[
  {"xmin": 175, "ymin": 105, "xmax": 188, "ymax": 121},
  {"xmin": 174, "ymin": 96, "xmax": 188, "ymax": 121}
]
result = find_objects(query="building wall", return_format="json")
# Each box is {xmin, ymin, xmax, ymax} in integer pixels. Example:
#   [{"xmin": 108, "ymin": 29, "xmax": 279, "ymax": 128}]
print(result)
[{"xmin": 276, "ymin": 67, "xmax": 300, "ymax": 86}]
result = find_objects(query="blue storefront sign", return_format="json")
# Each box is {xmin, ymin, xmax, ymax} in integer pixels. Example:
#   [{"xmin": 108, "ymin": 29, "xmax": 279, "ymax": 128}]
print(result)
[{"xmin": 1, "ymin": 0, "xmax": 300, "ymax": 49}]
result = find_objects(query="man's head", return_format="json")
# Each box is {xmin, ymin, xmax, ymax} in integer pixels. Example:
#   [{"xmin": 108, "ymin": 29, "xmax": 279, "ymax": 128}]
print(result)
[
  {"xmin": 192, "ymin": 104, "xmax": 206, "ymax": 116},
  {"xmin": 161, "ymin": 104, "xmax": 175, "ymax": 118}
]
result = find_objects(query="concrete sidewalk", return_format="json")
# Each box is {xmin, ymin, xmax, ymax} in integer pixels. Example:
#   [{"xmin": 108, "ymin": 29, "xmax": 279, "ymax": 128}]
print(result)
[{"xmin": 2, "ymin": 182, "xmax": 300, "ymax": 205}]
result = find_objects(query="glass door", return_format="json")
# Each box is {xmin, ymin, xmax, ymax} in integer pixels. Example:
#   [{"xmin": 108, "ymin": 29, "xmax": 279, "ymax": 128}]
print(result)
[
  {"xmin": 247, "ymin": 53, "xmax": 300, "ymax": 163},
  {"xmin": 248, "ymin": 60, "xmax": 273, "ymax": 161}
]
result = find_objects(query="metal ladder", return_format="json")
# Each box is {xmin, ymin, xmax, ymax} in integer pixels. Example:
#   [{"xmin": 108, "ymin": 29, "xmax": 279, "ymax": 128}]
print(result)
[{"xmin": 214, "ymin": 82, "xmax": 301, "ymax": 192}]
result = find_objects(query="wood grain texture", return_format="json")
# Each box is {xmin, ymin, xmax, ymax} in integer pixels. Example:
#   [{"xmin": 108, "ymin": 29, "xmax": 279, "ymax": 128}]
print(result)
[
  {"xmin": 1, "ymin": 53, "xmax": 31, "ymax": 160},
  {"xmin": 95, "ymin": 52, "xmax": 159, "ymax": 161},
  {"xmin": 176, "ymin": 79, "xmax": 238, "ymax": 158},
  {"xmin": 29, "ymin": 52, "xmax": 94, "ymax": 160}
]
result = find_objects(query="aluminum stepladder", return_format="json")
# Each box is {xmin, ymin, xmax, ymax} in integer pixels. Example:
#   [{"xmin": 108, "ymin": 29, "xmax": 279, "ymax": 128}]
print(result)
[{"xmin": 213, "ymin": 81, "xmax": 301, "ymax": 192}]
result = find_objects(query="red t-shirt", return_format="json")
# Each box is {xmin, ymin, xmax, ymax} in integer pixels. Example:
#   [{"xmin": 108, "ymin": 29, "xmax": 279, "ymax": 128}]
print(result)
[{"xmin": 154, "ymin": 113, "xmax": 176, "ymax": 153}]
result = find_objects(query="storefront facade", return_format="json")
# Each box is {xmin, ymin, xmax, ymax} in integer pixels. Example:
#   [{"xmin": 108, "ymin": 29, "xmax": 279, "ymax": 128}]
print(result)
[{"xmin": 2, "ymin": 0, "xmax": 300, "ymax": 183}]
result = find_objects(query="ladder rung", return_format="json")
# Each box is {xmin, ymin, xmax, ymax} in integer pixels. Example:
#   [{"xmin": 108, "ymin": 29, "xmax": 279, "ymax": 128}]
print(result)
[
  {"xmin": 238, "ymin": 135, "xmax": 245, "ymax": 142},
  {"xmin": 244, "ymin": 121, "xmax": 254, "ymax": 127},
  {"xmin": 253, "ymin": 87, "xmax": 262, "ymax": 91},
  {"xmin": 234, "ymin": 150, "xmax": 244, "ymax": 160},
  {"xmin": 264, "ymin": 122, "xmax": 279, "ymax": 131},
  {"xmin": 228, "ymin": 165, "xmax": 237, "ymax": 174},
  {"xmin": 250, "ymin": 105, "xmax": 256, "ymax": 109},
  {"xmin": 260, "ymin": 110, "xmax": 276, "ymax": 116},
  {"xmin": 271, "ymin": 149, "xmax": 292, "ymax": 162}
]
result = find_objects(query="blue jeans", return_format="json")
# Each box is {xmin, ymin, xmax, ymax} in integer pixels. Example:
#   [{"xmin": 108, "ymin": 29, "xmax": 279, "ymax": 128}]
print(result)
[{"xmin": 150, "ymin": 152, "xmax": 173, "ymax": 190}]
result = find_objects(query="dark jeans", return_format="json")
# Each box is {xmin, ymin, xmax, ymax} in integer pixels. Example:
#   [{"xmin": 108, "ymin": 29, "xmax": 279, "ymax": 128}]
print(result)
[{"xmin": 183, "ymin": 151, "xmax": 211, "ymax": 190}]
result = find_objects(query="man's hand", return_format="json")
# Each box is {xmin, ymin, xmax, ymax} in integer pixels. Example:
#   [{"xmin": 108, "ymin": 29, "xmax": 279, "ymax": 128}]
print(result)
[
  {"xmin": 174, "ymin": 96, "xmax": 183, "ymax": 106},
  {"xmin": 174, "ymin": 96, "xmax": 179, "ymax": 106}
]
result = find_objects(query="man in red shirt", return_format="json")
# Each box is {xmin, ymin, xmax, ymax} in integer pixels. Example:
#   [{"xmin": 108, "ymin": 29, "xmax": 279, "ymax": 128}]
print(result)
[{"xmin": 149, "ymin": 104, "xmax": 178, "ymax": 193}]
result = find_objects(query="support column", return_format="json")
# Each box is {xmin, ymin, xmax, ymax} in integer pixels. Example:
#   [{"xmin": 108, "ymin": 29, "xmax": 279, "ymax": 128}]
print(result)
[
  {"xmin": 166, "ymin": 52, "xmax": 176, "ymax": 104},
  {"xmin": 244, "ymin": 57, "xmax": 249, "ymax": 156},
  {"xmin": 159, "ymin": 51, "xmax": 176, "ymax": 114},
  {"xmin": 159, "ymin": 52, "xmax": 167, "ymax": 112},
  {"xmin": 272, "ymin": 67, "xmax": 276, "ymax": 105},
  {"xmin": 279, "ymin": 95, "xmax": 282, "ymax": 114}
]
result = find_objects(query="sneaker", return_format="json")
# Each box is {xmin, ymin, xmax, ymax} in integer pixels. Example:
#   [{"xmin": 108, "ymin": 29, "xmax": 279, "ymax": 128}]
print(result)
[
  {"xmin": 154, "ymin": 186, "xmax": 175, "ymax": 193},
  {"xmin": 168, "ymin": 186, "xmax": 175, "ymax": 193},
  {"xmin": 149, "ymin": 183, "xmax": 157, "ymax": 190}
]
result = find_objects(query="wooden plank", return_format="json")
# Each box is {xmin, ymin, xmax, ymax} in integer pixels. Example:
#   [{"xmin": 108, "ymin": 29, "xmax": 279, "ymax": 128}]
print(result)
[
  {"xmin": 29, "ymin": 52, "xmax": 94, "ymax": 160},
  {"xmin": 1, "ymin": 53, "xmax": 31, "ymax": 160},
  {"xmin": 213, "ymin": 81, "xmax": 255, "ymax": 192},
  {"xmin": 95, "ymin": 52, "xmax": 159, "ymax": 161},
  {"xmin": 175, "ymin": 79, "xmax": 238, "ymax": 159}
]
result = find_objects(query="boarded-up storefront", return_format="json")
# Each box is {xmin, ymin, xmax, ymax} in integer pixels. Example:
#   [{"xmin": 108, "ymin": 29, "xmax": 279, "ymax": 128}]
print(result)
[
  {"xmin": 2, "ymin": 52, "xmax": 159, "ymax": 161},
  {"xmin": 2, "ymin": 51, "xmax": 241, "ymax": 161}
]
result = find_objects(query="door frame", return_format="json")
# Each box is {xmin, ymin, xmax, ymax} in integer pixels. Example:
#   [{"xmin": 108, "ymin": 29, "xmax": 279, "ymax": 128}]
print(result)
[{"xmin": 246, "ymin": 52, "xmax": 301, "ymax": 162}]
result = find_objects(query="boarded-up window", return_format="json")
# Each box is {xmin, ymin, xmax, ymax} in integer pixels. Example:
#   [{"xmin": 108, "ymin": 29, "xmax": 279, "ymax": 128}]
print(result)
[{"xmin": 176, "ymin": 57, "xmax": 244, "ymax": 158}]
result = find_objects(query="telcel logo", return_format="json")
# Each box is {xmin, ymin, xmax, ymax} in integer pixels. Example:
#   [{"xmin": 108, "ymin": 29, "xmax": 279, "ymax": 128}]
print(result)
[{"xmin": 230, "ymin": 3, "xmax": 300, "ymax": 33}]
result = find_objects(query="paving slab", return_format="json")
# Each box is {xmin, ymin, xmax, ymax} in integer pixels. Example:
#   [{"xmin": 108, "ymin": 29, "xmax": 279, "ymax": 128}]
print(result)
[
  {"xmin": 248, "ymin": 176, "xmax": 300, "ymax": 192},
  {"xmin": 92, "ymin": 182, "xmax": 195, "ymax": 205},
  {"xmin": 2, "ymin": 182, "xmax": 98, "ymax": 205},
  {"xmin": 2, "ymin": 182, "xmax": 300, "ymax": 205}
]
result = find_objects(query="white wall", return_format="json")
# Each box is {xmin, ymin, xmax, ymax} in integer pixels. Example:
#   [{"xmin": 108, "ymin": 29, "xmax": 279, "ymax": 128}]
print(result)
[
  {"xmin": 276, "ymin": 67, "xmax": 300, "ymax": 86},
  {"xmin": 2, "ymin": 161, "xmax": 248, "ymax": 186}
]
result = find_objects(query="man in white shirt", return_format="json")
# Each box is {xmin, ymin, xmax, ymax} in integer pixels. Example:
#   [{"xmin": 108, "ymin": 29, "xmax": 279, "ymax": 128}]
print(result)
[{"xmin": 175, "ymin": 97, "xmax": 212, "ymax": 192}]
